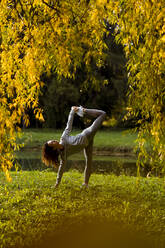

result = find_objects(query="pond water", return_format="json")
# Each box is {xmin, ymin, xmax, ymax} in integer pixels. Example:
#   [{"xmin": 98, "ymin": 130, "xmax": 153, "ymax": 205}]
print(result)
[{"xmin": 14, "ymin": 148, "xmax": 144, "ymax": 176}]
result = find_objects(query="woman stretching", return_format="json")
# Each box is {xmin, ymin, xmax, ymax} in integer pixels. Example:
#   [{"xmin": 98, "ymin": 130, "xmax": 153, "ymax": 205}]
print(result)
[{"xmin": 42, "ymin": 106, "xmax": 106, "ymax": 187}]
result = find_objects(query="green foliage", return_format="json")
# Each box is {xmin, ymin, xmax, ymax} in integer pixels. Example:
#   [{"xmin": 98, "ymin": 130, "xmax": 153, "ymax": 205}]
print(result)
[
  {"xmin": 39, "ymin": 74, "xmax": 127, "ymax": 129},
  {"xmin": 0, "ymin": 170, "xmax": 164, "ymax": 247},
  {"xmin": 40, "ymin": 77, "xmax": 80, "ymax": 128}
]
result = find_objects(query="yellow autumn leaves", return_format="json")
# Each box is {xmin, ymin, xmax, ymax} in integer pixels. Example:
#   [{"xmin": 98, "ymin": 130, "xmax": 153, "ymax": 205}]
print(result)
[
  {"xmin": 116, "ymin": 0, "xmax": 165, "ymax": 170},
  {"xmin": 0, "ymin": 0, "xmax": 165, "ymax": 176}
]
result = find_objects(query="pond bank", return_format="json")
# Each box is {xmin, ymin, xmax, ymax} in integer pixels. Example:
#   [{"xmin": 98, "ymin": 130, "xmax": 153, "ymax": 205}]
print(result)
[
  {"xmin": 19, "ymin": 144, "xmax": 135, "ymax": 156},
  {"xmin": 15, "ymin": 145, "xmax": 143, "ymax": 176}
]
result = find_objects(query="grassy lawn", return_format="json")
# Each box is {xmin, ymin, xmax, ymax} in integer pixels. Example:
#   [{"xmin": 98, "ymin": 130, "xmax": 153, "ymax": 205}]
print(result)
[
  {"xmin": 0, "ymin": 170, "xmax": 165, "ymax": 248},
  {"xmin": 19, "ymin": 128, "xmax": 138, "ymax": 150},
  {"xmin": 2, "ymin": 129, "xmax": 164, "ymax": 247}
]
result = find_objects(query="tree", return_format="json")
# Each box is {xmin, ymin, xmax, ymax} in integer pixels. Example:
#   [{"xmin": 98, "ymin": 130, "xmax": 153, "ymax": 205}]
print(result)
[
  {"xmin": 0, "ymin": 0, "xmax": 164, "ymax": 176},
  {"xmin": 40, "ymin": 76, "xmax": 80, "ymax": 128},
  {"xmin": 0, "ymin": 0, "xmax": 109, "ymax": 177},
  {"xmin": 113, "ymin": 0, "xmax": 165, "ymax": 174}
]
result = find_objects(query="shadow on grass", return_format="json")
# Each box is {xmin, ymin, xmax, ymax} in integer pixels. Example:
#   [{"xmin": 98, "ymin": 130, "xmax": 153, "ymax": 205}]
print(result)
[{"xmin": 34, "ymin": 220, "xmax": 155, "ymax": 248}]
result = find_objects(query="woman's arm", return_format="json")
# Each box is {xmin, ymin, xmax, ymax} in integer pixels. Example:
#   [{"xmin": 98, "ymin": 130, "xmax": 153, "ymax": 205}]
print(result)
[
  {"xmin": 61, "ymin": 107, "xmax": 79, "ymax": 137},
  {"xmin": 61, "ymin": 108, "xmax": 75, "ymax": 137},
  {"xmin": 55, "ymin": 155, "xmax": 66, "ymax": 186}
]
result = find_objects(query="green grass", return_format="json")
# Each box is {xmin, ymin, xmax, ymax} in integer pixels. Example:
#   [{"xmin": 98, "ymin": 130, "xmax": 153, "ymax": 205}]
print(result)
[
  {"xmin": 0, "ymin": 170, "xmax": 165, "ymax": 248},
  {"xmin": 94, "ymin": 129, "xmax": 137, "ymax": 148},
  {"xmin": 4, "ymin": 129, "xmax": 164, "ymax": 247},
  {"xmin": 18, "ymin": 128, "xmax": 138, "ymax": 149},
  {"xmin": 18, "ymin": 129, "xmax": 63, "ymax": 148}
]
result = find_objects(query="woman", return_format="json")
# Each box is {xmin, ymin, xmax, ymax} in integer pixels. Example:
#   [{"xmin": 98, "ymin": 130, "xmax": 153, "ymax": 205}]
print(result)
[{"xmin": 42, "ymin": 106, "xmax": 106, "ymax": 187}]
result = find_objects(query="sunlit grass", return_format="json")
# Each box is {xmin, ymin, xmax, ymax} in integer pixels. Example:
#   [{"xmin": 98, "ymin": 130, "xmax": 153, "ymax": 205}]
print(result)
[{"xmin": 0, "ymin": 170, "xmax": 164, "ymax": 248}]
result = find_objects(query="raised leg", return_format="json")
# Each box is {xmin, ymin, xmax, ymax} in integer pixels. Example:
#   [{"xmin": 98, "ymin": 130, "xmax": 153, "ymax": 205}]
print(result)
[{"xmin": 82, "ymin": 108, "xmax": 106, "ymax": 137}]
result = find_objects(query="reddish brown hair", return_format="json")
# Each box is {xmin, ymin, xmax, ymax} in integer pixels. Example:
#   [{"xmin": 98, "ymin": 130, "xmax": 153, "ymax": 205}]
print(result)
[{"xmin": 42, "ymin": 142, "xmax": 60, "ymax": 168}]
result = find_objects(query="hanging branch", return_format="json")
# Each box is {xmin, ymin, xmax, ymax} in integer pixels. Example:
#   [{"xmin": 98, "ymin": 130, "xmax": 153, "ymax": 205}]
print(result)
[{"xmin": 42, "ymin": 0, "xmax": 60, "ymax": 16}]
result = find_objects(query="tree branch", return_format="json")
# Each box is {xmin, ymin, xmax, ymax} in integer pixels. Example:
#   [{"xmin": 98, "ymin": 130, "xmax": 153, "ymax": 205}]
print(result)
[{"xmin": 42, "ymin": 0, "xmax": 60, "ymax": 16}]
